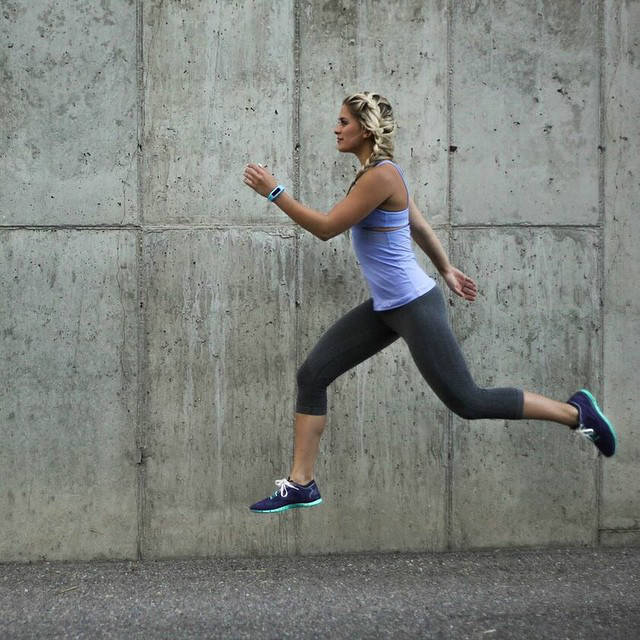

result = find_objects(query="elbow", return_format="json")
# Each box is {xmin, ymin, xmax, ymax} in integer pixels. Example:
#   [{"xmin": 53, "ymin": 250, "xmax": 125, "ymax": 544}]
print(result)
[
  {"xmin": 316, "ymin": 222, "xmax": 340, "ymax": 241},
  {"xmin": 310, "ymin": 225, "xmax": 331, "ymax": 241},
  {"xmin": 321, "ymin": 230, "xmax": 343, "ymax": 242},
  {"xmin": 311, "ymin": 211, "xmax": 344, "ymax": 241}
]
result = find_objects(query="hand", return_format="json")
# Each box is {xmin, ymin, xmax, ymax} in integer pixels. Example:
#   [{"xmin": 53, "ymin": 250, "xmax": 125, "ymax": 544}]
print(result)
[
  {"xmin": 442, "ymin": 266, "xmax": 478, "ymax": 302},
  {"xmin": 243, "ymin": 163, "xmax": 278, "ymax": 198}
]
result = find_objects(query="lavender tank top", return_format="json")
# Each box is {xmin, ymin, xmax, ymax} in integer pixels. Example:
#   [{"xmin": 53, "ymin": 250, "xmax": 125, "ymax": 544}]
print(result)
[{"xmin": 351, "ymin": 161, "xmax": 436, "ymax": 311}]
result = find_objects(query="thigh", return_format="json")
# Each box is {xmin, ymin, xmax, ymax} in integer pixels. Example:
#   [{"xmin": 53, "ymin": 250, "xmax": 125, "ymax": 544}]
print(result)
[
  {"xmin": 301, "ymin": 299, "xmax": 399, "ymax": 385},
  {"xmin": 383, "ymin": 287, "xmax": 477, "ymax": 396}
]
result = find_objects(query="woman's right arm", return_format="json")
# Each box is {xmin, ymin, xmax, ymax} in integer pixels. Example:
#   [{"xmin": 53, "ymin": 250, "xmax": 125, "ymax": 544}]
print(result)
[
  {"xmin": 243, "ymin": 163, "xmax": 395, "ymax": 241},
  {"xmin": 409, "ymin": 198, "xmax": 478, "ymax": 302}
]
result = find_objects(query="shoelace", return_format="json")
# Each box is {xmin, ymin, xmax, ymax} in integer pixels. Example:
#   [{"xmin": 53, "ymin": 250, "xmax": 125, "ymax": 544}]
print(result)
[
  {"xmin": 273, "ymin": 478, "xmax": 298, "ymax": 498},
  {"xmin": 577, "ymin": 425, "xmax": 597, "ymax": 442}
]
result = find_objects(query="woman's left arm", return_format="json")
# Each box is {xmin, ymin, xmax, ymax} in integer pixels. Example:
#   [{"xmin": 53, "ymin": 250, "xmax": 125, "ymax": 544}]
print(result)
[
  {"xmin": 243, "ymin": 163, "xmax": 393, "ymax": 241},
  {"xmin": 409, "ymin": 198, "xmax": 478, "ymax": 302}
]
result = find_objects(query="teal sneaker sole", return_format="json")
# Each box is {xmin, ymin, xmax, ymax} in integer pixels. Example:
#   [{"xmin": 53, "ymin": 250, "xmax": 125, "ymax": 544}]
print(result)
[
  {"xmin": 250, "ymin": 498, "xmax": 323, "ymax": 514},
  {"xmin": 581, "ymin": 388, "xmax": 618, "ymax": 454}
]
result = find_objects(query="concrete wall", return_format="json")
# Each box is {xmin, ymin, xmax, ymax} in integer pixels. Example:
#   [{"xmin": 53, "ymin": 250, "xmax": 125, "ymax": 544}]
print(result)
[{"xmin": 1, "ymin": 0, "xmax": 638, "ymax": 562}]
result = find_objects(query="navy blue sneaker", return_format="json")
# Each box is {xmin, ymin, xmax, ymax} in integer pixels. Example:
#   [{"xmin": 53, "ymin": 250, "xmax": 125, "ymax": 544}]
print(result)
[
  {"xmin": 249, "ymin": 478, "xmax": 323, "ymax": 513},
  {"xmin": 567, "ymin": 389, "xmax": 618, "ymax": 457}
]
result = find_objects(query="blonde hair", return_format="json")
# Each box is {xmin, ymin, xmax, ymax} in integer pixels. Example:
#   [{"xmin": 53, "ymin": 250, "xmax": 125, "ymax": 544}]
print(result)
[{"xmin": 343, "ymin": 92, "xmax": 396, "ymax": 191}]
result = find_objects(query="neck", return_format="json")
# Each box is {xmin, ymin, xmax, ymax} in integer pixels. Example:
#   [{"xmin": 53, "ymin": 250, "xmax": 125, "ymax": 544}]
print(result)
[{"xmin": 355, "ymin": 141, "xmax": 374, "ymax": 166}]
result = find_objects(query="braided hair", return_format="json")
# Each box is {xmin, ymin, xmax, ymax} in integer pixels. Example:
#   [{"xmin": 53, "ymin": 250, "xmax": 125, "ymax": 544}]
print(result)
[{"xmin": 343, "ymin": 92, "xmax": 396, "ymax": 192}]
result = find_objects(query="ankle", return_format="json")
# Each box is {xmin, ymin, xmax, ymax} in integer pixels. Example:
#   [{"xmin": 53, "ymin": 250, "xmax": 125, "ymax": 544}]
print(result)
[
  {"xmin": 289, "ymin": 473, "xmax": 313, "ymax": 486},
  {"xmin": 567, "ymin": 403, "xmax": 579, "ymax": 429}
]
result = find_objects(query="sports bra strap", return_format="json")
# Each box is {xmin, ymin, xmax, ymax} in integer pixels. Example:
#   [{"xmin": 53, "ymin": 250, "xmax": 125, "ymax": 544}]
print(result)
[{"xmin": 374, "ymin": 160, "xmax": 409, "ymax": 209}]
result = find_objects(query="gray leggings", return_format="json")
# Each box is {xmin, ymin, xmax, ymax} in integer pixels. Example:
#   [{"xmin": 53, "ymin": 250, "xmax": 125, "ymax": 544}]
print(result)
[{"xmin": 296, "ymin": 286, "xmax": 524, "ymax": 419}]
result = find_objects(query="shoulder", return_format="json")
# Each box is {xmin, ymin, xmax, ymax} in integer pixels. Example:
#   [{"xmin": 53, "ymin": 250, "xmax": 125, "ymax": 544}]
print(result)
[
  {"xmin": 355, "ymin": 162, "xmax": 400, "ymax": 190},
  {"xmin": 372, "ymin": 160, "xmax": 402, "ymax": 176}
]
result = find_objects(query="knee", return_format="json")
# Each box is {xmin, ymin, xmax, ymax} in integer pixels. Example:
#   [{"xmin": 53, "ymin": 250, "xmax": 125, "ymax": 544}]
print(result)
[
  {"xmin": 444, "ymin": 388, "xmax": 485, "ymax": 420},
  {"xmin": 444, "ymin": 387, "xmax": 518, "ymax": 420},
  {"xmin": 296, "ymin": 359, "xmax": 328, "ymax": 415},
  {"xmin": 451, "ymin": 403, "xmax": 482, "ymax": 420},
  {"xmin": 296, "ymin": 359, "xmax": 317, "ymax": 392}
]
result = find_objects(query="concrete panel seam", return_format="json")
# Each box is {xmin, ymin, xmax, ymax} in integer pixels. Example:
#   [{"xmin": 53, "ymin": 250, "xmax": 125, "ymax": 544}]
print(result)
[
  {"xmin": 139, "ymin": 226, "xmax": 297, "ymax": 237},
  {"xmin": 140, "ymin": 224, "xmax": 297, "ymax": 233},
  {"xmin": 137, "ymin": 0, "xmax": 144, "ymax": 227},
  {"xmin": 293, "ymin": 0, "xmax": 301, "ymax": 202},
  {"xmin": 449, "ymin": 223, "xmax": 602, "ymax": 230},
  {"xmin": 293, "ymin": 0, "xmax": 301, "ymax": 396},
  {"xmin": 596, "ymin": 0, "xmax": 605, "ymax": 546},
  {"xmin": 0, "ymin": 224, "xmax": 299, "ymax": 234},
  {"xmin": 0, "ymin": 225, "xmax": 461, "ymax": 235},
  {"xmin": 0, "ymin": 225, "xmax": 146, "ymax": 231},
  {"xmin": 135, "ymin": 0, "xmax": 146, "ymax": 562},
  {"xmin": 445, "ymin": 0, "xmax": 453, "ymax": 551},
  {"xmin": 135, "ymin": 231, "xmax": 146, "ymax": 562}
]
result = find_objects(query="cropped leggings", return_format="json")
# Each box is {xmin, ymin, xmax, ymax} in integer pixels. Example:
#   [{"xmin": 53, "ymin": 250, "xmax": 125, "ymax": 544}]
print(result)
[{"xmin": 296, "ymin": 286, "xmax": 524, "ymax": 420}]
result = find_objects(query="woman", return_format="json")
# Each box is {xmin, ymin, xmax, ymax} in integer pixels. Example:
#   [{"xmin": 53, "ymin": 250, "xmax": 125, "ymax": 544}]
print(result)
[{"xmin": 242, "ymin": 92, "xmax": 617, "ymax": 514}]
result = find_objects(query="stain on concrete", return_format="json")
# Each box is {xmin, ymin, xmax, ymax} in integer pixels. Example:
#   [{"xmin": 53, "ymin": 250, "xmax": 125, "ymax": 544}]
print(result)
[
  {"xmin": 314, "ymin": 0, "xmax": 358, "ymax": 35},
  {"xmin": 0, "ymin": 0, "xmax": 27, "ymax": 22},
  {"xmin": 461, "ymin": 0, "xmax": 485, "ymax": 18},
  {"xmin": 36, "ymin": 4, "xmax": 66, "ymax": 38},
  {"xmin": 541, "ymin": 0, "xmax": 595, "ymax": 49},
  {"xmin": 91, "ymin": 0, "xmax": 118, "ymax": 26}
]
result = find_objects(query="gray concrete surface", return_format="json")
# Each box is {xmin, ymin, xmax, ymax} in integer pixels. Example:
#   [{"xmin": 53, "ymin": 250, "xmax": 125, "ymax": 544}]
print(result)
[
  {"xmin": 141, "ymin": 228, "xmax": 298, "ymax": 558},
  {"xmin": 450, "ymin": 228, "xmax": 601, "ymax": 549},
  {"xmin": 2, "ymin": 547, "xmax": 639, "ymax": 639},
  {"xmin": 0, "ymin": 230, "xmax": 139, "ymax": 561},
  {"xmin": 0, "ymin": 1, "xmax": 138, "ymax": 225},
  {"xmin": 142, "ymin": 0, "xmax": 295, "ymax": 225},
  {"xmin": 1, "ymin": 0, "xmax": 639, "ymax": 562},
  {"xmin": 451, "ymin": 0, "xmax": 601, "ymax": 226},
  {"xmin": 601, "ymin": 0, "xmax": 640, "ymax": 547}
]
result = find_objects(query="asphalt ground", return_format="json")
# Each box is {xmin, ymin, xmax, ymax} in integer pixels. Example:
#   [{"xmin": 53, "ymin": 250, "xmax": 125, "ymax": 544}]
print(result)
[{"xmin": 1, "ymin": 547, "xmax": 639, "ymax": 639}]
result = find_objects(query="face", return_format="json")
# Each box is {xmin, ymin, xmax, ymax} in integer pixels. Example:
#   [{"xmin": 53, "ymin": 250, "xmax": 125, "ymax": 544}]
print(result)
[{"xmin": 334, "ymin": 104, "xmax": 370, "ymax": 154}]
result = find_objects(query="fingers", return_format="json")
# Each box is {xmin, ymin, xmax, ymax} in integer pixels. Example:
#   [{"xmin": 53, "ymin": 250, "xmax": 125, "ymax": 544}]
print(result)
[
  {"xmin": 462, "ymin": 276, "xmax": 477, "ymax": 294},
  {"xmin": 242, "ymin": 168, "xmax": 254, "ymax": 187},
  {"xmin": 243, "ymin": 164, "xmax": 263, "ymax": 188},
  {"xmin": 243, "ymin": 164, "xmax": 258, "ymax": 179},
  {"xmin": 456, "ymin": 276, "xmax": 477, "ymax": 302},
  {"xmin": 446, "ymin": 268, "xmax": 478, "ymax": 302},
  {"xmin": 243, "ymin": 163, "xmax": 271, "ymax": 189},
  {"xmin": 463, "ymin": 284, "xmax": 478, "ymax": 301},
  {"xmin": 246, "ymin": 163, "xmax": 268, "ymax": 174}
]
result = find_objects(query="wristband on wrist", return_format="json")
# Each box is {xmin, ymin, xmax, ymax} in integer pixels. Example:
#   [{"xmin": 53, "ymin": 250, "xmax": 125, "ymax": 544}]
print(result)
[{"xmin": 267, "ymin": 184, "xmax": 285, "ymax": 202}]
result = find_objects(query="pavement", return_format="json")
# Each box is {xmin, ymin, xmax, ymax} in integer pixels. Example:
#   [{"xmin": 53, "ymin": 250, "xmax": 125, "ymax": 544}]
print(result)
[{"xmin": 1, "ymin": 546, "xmax": 639, "ymax": 639}]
